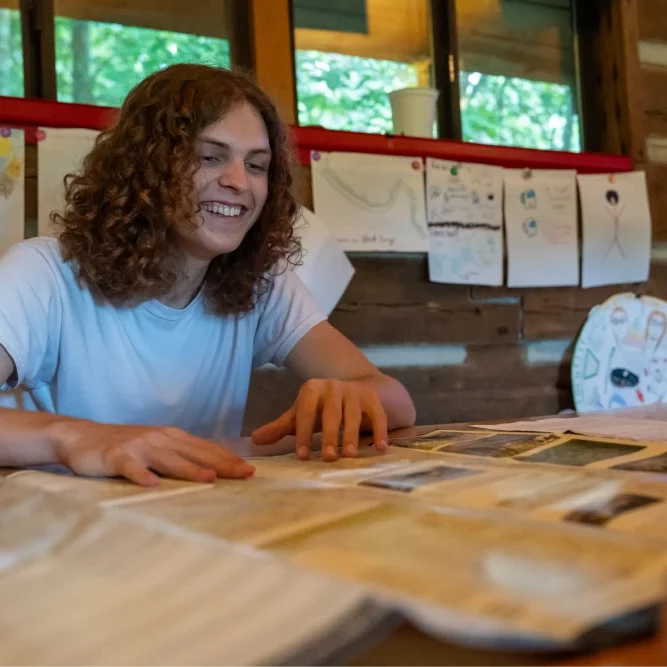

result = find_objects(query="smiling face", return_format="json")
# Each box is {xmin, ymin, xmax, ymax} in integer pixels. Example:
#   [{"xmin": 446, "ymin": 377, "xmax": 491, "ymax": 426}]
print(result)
[{"xmin": 174, "ymin": 101, "xmax": 271, "ymax": 264}]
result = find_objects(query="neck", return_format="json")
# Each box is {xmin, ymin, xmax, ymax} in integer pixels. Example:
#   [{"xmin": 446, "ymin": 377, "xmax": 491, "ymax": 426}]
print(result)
[{"xmin": 159, "ymin": 256, "xmax": 210, "ymax": 310}]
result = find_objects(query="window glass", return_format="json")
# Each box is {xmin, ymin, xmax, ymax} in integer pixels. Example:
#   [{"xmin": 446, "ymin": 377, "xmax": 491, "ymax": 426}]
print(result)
[
  {"xmin": 0, "ymin": 4, "xmax": 24, "ymax": 97},
  {"xmin": 457, "ymin": 0, "xmax": 581, "ymax": 151},
  {"xmin": 54, "ymin": 0, "xmax": 235, "ymax": 106}
]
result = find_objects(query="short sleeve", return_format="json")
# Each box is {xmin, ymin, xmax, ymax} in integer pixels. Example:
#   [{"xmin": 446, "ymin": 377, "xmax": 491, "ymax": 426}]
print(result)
[
  {"xmin": 0, "ymin": 241, "xmax": 62, "ymax": 390},
  {"xmin": 252, "ymin": 268, "xmax": 327, "ymax": 368}
]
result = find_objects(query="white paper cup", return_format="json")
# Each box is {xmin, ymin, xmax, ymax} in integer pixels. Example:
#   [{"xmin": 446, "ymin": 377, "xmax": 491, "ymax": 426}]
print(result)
[{"xmin": 388, "ymin": 87, "xmax": 440, "ymax": 138}]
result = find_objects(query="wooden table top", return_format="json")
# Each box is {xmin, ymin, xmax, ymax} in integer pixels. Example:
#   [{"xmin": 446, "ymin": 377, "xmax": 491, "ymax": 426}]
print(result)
[{"xmin": 349, "ymin": 418, "xmax": 666, "ymax": 666}]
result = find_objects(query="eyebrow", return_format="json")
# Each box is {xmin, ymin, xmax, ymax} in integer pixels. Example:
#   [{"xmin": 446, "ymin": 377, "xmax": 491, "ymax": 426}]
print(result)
[{"xmin": 199, "ymin": 137, "xmax": 271, "ymax": 157}]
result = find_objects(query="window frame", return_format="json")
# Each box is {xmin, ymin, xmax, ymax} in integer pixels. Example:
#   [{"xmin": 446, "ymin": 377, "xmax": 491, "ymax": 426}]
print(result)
[
  {"xmin": 11, "ymin": 0, "xmax": 253, "ymax": 103},
  {"xmin": 289, "ymin": 0, "xmax": 591, "ymax": 152}
]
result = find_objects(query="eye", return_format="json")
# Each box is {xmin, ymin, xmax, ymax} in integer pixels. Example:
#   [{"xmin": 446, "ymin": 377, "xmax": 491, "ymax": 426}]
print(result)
[
  {"xmin": 201, "ymin": 155, "xmax": 221, "ymax": 165},
  {"xmin": 246, "ymin": 162, "xmax": 268, "ymax": 174}
]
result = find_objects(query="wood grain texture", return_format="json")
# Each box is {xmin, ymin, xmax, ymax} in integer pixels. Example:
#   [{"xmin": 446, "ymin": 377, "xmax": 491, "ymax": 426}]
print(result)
[
  {"xmin": 249, "ymin": 0, "xmax": 296, "ymax": 124},
  {"xmin": 642, "ymin": 65, "xmax": 667, "ymax": 138},
  {"xmin": 637, "ymin": 0, "xmax": 667, "ymax": 43},
  {"xmin": 643, "ymin": 162, "xmax": 667, "ymax": 241}
]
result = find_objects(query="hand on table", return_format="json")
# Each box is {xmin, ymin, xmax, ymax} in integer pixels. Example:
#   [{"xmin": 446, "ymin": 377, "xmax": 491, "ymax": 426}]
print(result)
[
  {"xmin": 251, "ymin": 378, "xmax": 389, "ymax": 461},
  {"xmin": 52, "ymin": 421, "xmax": 255, "ymax": 486}
]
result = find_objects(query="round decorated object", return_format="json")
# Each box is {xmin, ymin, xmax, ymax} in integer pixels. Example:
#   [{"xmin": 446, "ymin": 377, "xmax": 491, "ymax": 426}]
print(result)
[{"xmin": 572, "ymin": 293, "xmax": 667, "ymax": 412}]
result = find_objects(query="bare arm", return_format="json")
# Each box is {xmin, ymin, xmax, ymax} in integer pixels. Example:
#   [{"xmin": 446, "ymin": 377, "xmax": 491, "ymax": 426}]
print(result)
[{"xmin": 0, "ymin": 345, "xmax": 254, "ymax": 484}]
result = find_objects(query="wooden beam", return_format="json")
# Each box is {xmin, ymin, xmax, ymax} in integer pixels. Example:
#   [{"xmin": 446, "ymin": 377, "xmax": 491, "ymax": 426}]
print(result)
[
  {"xmin": 248, "ymin": 0, "xmax": 296, "ymax": 125},
  {"xmin": 53, "ymin": 0, "xmax": 233, "ymax": 40},
  {"xmin": 637, "ymin": 0, "xmax": 667, "ymax": 43},
  {"xmin": 577, "ymin": 0, "xmax": 645, "ymax": 160}
]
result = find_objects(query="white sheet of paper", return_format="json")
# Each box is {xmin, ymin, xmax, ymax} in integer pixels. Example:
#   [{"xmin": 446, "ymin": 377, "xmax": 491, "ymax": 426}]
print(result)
[
  {"xmin": 0, "ymin": 128, "xmax": 25, "ymax": 255},
  {"xmin": 293, "ymin": 207, "xmax": 355, "ymax": 316},
  {"xmin": 38, "ymin": 128, "xmax": 99, "ymax": 237},
  {"xmin": 425, "ymin": 158, "xmax": 503, "ymax": 286},
  {"xmin": 311, "ymin": 151, "xmax": 428, "ymax": 252},
  {"xmin": 504, "ymin": 169, "xmax": 579, "ymax": 287},
  {"xmin": 472, "ymin": 416, "xmax": 667, "ymax": 442},
  {"xmin": 578, "ymin": 172, "xmax": 652, "ymax": 288}
]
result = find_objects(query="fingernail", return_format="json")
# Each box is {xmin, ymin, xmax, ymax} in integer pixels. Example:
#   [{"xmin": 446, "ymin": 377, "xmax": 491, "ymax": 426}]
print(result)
[
  {"xmin": 324, "ymin": 446, "xmax": 337, "ymax": 459},
  {"xmin": 343, "ymin": 443, "xmax": 357, "ymax": 457},
  {"xmin": 234, "ymin": 462, "xmax": 254, "ymax": 476},
  {"xmin": 377, "ymin": 440, "xmax": 388, "ymax": 451},
  {"xmin": 297, "ymin": 446, "xmax": 309, "ymax": 459}
]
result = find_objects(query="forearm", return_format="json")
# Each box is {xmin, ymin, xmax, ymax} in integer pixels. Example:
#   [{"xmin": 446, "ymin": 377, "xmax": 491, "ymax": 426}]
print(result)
[
  {"xmin": 0, "ymin": 407, "xmax": 75, "ymax": 467},
  {"xmin": 356, "ymin": 373, "xmax": 416, "ymax": 431}
]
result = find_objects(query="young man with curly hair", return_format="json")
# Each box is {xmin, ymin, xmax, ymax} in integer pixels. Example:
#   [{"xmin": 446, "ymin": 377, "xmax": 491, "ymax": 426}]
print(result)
[{"xmin": 0, "ymin": 64, "xmax": 416, "ymax": 486}]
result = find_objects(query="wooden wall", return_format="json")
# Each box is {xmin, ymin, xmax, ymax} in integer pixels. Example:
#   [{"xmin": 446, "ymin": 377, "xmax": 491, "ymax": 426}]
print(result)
[{"xmin": 637, "ymin": 0, "xmax": 667, "ymax": 240}]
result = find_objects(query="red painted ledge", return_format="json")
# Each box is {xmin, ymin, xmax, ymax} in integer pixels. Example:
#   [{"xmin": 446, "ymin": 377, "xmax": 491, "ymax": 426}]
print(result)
[{"xmin": 0, "ymin": 96, "xmax": 633, "ymax": 173}]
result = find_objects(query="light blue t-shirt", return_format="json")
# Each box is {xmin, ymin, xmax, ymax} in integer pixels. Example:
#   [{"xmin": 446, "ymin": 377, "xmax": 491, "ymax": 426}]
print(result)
[{"xmin": 0, "ymin": 238, "xmax": 326, "ymax": 439}]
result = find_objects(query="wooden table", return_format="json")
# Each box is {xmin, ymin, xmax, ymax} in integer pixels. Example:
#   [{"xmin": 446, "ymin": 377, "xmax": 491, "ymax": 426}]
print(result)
[{"xmin": 347, "ymin": 421, "xmax": 667, "ymax": 667}]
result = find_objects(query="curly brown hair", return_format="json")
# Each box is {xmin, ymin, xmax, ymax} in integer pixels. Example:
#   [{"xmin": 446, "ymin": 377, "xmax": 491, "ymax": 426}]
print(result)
[{"xmin": 54, "ymin": 64, "xmax": 300, "ymax": 314}]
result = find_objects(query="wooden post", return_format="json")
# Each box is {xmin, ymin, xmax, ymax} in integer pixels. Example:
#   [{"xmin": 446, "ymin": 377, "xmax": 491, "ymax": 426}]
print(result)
[{"xmin": 247, "ymin": 0, "xmax": 297, "ymax": 125}]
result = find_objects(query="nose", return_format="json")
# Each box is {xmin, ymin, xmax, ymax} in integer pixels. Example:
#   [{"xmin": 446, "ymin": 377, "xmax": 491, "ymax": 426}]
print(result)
[{"xmin": 218, "ymin": 158, "xmax": 248, "ymax": 192}]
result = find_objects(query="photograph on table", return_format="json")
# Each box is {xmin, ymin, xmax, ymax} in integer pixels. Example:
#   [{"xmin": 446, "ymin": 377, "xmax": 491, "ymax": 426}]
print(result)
[
  {"xmin": 359, "ymin": 464, "xmax": 481, "ymax": 493},
  {"xmin": 443, "ymin": 433, "xmax": 563, "ymax": 458},
  {"xmin": 564, "ymin": 492, "xmax": 661, "ymax": 527},
  {"xmin": 388, "ymin": 429, "xmax": 487, "ymax": 451},
  {"xmin": 612, "ymin": 452, "xmax": 667, "ymax": 474},
  {"xmin": 517, "ymin": 438, "xmax": 645, "ymax": 467}
]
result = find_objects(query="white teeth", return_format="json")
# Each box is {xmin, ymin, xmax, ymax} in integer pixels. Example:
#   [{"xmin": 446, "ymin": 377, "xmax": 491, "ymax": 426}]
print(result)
[{"xmin": 201, "ymin": 203, "xmax": 243, "ymax": 217}]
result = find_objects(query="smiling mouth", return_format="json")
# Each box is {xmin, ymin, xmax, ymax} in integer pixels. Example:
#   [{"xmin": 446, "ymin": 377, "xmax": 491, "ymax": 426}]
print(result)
[{"xmin": 200, "ymin": 202, "xmax": 246, "ymax": 218}]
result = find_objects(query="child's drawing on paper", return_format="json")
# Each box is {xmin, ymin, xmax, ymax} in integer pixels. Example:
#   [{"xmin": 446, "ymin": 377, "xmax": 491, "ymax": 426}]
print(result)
[
  {"xmin": 504, "ymin": 169, "xmax": 578, "ymax": 287},
  {"xmin": 572, "ymin": 294, "xmax": 667, "ymax": 412},
  {"xmin": 427, "ymin": 223, "xmax": 503, "ymax": 286},
  {"xmin": 603, "ymin": 189, "xmax": 626, "ymax": 260},
  {"xmin": 578, "ymin": 172, "xmax": 651, "ymax": 287},
  {"xmin": 0, "ymin": 133, "xmax": 23, "ymax": 199},
  {"xmin": 0, "ymin": 128, "xmax": 26, "ymax": 254},
  {"xmin": 520, "ymin": 188, "xmax": 537, "ymax": 209},
  {"xmin": 310, "ymin": 151, "xmax": 428, "ymax": 252}
]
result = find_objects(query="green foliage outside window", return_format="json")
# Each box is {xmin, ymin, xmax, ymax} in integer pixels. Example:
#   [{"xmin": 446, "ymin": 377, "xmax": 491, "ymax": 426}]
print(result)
[{"xmin": 54, "ymin": 18, "xmax": 231, "ymax": 107}]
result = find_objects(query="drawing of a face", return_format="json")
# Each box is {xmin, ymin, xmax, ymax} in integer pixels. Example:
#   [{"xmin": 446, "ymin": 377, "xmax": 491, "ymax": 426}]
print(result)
[
  {"xmin": 521, "ymin": 189, "xmax": 537, "ymax": 209},
  {"xmin": 646, "ymin": 356, "xmax": 667, "ymax": 400},
  {"xmin": 522, "ymin": 218, "xmax": 538, "ymax": 237},
  {"xmin": 610, "ymin": 307, "xmax": 629, "ymax": 345},
  {"xmin": 605, "ymin": 189, "xmax": 620, "ymax": 207},
  {"xmin": 645, "ymin": 310, "xmax": 667, "ymax": 353}
]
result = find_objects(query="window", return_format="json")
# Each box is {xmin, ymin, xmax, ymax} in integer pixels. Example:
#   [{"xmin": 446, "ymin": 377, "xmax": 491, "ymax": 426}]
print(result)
[
  {"xmin": 0, "ymin": 3, "xmax": 24, "ymax": 97},
  {"xmin": 292, "ymin": 0, "xmax": 582, "ymax": 151},
  {"xmin": 54, "ymin": 0, "xmax": 234, "ymax": 106},
  {"xmin": 292, "ymin": 0, "xmax": 433, "ymax": 134},
  {"xmin": 456, "ymin": 0, "xmax": 581, "ymax": 151}
]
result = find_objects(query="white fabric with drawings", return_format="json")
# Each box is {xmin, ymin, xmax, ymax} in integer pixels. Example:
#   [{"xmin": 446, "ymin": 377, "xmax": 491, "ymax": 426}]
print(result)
[
  {"xmin": 571, "ymin": 293, "xmax": 667, "ymax": 412},
  {"xmin": 0, "ymin": 128, "xmax": 24, "ymax": 255},
  {"xmin": 504, "ymin": 169, "xmax": 579, "ymax": 287},
  {"xmin": 311, "ymin": 151, "xmax": 428, "ymax": 252},
  {"xmin": 578, "ymin": 171, "xmax": 652, "ymax": 288},
  {"xmin": 37, "ymin": 127, "xmax": 99, "ymax": 236},
  {"xmin": 426, "ymin": 158, "xmax": 503, "ymax": 286}
]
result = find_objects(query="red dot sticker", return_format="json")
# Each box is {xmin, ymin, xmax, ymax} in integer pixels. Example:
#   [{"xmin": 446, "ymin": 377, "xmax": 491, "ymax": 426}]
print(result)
[
  {"xmin": 35, "ymin": 129, "xmax": 46, "ymax": 141},
  {"xmin": 411, "ymin": 160, "xmax": 421, "ymax": 170}
]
